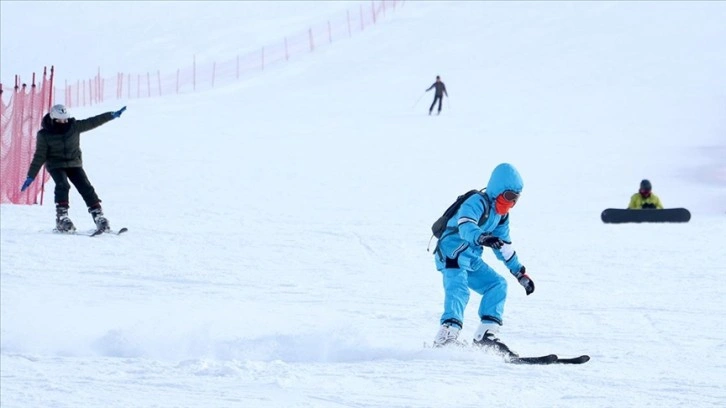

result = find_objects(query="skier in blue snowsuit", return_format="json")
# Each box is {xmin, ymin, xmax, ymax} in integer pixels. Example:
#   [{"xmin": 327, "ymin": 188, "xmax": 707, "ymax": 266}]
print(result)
[{"xmin": 432, "ymin": 163, "xmax": 535, "ymax": 352}]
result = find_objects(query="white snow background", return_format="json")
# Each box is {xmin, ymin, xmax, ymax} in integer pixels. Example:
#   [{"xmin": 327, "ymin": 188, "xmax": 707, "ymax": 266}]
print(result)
[{"xmin": 2, "ymin": 1, "xmax": 726, "ymax": 407}]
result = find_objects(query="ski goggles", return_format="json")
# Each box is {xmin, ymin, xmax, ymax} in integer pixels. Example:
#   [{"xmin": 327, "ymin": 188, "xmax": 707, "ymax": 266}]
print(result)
[{"xmin": 501, "ymin": 190, "xmax": 520, "ymax": 203}]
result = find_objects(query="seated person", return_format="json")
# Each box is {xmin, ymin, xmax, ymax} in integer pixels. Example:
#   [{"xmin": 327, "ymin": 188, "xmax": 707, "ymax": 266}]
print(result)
[{"xmin": 628, "ymin": 179, "xmax": 663, "ymax": 209}]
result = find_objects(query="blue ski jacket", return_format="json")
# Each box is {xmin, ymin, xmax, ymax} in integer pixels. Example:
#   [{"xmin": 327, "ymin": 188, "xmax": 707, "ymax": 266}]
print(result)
[{"xmin": 434, "ymin": 163, "xmax": 524, "ymax": 275}]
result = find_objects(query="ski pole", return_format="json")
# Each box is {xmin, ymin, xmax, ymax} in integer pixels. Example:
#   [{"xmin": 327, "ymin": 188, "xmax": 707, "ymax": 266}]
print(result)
[{"xmin": 412, "ymin": 92, "xmax": 426, "ymax": 108}]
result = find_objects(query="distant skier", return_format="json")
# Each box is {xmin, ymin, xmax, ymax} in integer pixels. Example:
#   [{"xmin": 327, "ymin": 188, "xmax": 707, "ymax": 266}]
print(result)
[
  {"xmin": 627, "ymin": 179, "xmax": 663, "ymax": 209},
  {"xmin": 425, "ymin": 75, "xmax": 448, "ymax": 115},
  {"xmin": 431, "ymin": 163, "xmax": 534, "ymax": 354},
  {"xmin": 20, "ymin": 104, "xmax": 127, "ymax": 232}
]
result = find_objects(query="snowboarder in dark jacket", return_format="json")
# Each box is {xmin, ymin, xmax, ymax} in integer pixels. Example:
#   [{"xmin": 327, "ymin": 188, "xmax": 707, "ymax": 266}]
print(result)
[
  {"xmin": 426, "ymin": 76, "xmax": 448, "ymax": 115},
  {"xmin": 21, "ymin": 104, "xmax": 127, "ymax": 232}
]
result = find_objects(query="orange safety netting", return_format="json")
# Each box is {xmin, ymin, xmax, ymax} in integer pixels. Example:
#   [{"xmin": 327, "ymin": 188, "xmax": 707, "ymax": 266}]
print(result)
[{"xmin": 0, "ymin": 68, "xmax": 54, "ymax": 204}]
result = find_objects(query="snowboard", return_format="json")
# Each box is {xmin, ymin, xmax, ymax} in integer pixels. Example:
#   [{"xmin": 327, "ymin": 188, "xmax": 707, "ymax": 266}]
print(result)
[{"xmin": 601, "ymin": 208, "xmax": 691, "ymax": 224}]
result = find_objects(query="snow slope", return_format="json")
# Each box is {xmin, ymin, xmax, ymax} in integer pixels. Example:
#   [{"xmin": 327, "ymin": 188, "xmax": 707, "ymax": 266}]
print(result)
[{"xmin": 2, "ymin": 2, "xmax": 726, "ymax": 407}]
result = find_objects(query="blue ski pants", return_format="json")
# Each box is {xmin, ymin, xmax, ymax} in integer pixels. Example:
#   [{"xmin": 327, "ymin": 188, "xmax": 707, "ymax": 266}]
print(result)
[{"xmin": 437, "ymin": 256, "xmax": 507, "ymax": 328}]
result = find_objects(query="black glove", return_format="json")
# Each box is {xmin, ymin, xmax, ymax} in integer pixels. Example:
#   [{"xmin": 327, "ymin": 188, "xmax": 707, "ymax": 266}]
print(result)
[
  {"xmin": 476, "ymin": 234, "xmax": 504, "ymax": 249},
  {"xmin": 514, "ymin": 266, "xmax": 535, "ymax": 295}
]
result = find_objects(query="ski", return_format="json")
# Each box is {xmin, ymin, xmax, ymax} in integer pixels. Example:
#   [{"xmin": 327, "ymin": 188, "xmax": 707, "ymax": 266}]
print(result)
[
  {"xmin": 423, "ymin": 341, "xmax": 590, "ymax": 365},
  {"xmin": 507, "ymin": 354, "xmax": 558, "ymax": 365},
  {"xmin": 555, "ymin": 355, "xmax": 590, "ymax": 364},
  {"xmin": 89, "ymin": 227, "xmax": 128, "ymax": 237},
  {"xmin": 51, "ymin": 227, "xmax": 128, "ymax": 236},
  {"xmin": 508, "ymin": 354, "xmax": 590, "ymax": 365}
]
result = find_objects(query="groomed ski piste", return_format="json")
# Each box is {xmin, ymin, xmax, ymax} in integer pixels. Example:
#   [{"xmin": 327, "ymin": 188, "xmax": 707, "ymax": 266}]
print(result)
[{"xmin": 2, "ymin": 2, "xmax": 726, "ymax": 407}]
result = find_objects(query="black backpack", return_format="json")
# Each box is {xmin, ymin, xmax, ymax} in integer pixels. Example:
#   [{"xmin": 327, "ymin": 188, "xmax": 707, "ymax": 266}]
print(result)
[{"xmin": 431, "ymin": 189, "xmax": 486, "ymax": 239}]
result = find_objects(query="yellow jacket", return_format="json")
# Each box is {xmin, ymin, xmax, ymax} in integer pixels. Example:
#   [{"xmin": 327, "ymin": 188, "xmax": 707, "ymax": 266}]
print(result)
[{"xmin": 628, "ymin": 193, "xmax": 663, "ymax": 209}]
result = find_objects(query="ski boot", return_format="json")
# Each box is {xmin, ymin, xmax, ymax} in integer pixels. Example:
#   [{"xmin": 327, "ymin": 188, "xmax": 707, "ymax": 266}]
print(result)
[
  {"xmin": 89, "ymin": 205, "xmax": 110, "ymax": 232},
  {"xmin": 55, "ymin": 205, "xmax": 76, "ymax": 233},
  {"xmin": 472, "ymin": 323, "xmax": 516, "ymax": 356},
  {"xmin": 432, "ymin": 321, "xmax": 463, "ymax": 348}
]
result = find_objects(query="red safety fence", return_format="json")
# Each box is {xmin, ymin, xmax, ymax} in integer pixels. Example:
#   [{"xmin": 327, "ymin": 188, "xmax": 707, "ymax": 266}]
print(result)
[
  {"xmin": 0, "ymin": 67, "xmax": 55, "ymax": 204},
  {"xmin": 60, "ymin": 0, "xmax": 404, "ymax": 107}
]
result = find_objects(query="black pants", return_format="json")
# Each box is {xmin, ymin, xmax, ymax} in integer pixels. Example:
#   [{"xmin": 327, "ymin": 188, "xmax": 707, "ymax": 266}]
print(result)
[
  {"xmin": 48, "ymin": 167, "xmax": 100, "ymax": 208},
  {"xmin": 429, "ymin": 95, "xmax": 443, "ymax": 113}
]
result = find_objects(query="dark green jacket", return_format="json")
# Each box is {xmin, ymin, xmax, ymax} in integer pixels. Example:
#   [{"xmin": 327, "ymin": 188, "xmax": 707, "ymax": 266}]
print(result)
[{"xmin": 27, "ymin": 112, "xmax": 115, "ymax": 179}]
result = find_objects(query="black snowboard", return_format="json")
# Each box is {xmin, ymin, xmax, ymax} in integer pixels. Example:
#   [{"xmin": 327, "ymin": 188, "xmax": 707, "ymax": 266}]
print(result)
[{"xmin": 601, "ymin": 208, "xmax": 691, "ymax": 224}]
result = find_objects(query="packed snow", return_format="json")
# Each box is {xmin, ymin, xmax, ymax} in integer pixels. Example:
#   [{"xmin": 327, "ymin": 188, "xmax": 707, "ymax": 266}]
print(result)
[{"xmin": 2, "ymin": 1, "xmax": 725, "ymax": 407}]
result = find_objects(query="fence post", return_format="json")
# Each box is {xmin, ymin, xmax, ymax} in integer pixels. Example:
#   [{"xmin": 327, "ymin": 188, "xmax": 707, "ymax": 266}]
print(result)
[
  {"xmin": 147, "ymin": 72, "xmax": 151, "ymax": 97},
  {"xmin": 261, "ymin": 47, "xmax": 265, "ymax": 70},
  {"xmin": 328, "ymin": 21, "xmax": 332, "ymax": 43},
  {"xmin": 127, "ymin": 74, "xmax": 130, "ymax": 99},
  {"xmin": 176, "ymin": 69, "xmax": 180, "ymax": 94},
  {"xmin": 309, "ymin": 28, "xmax": 314, "ymax": 52},
  {"xmin": 137, "ymin": 74, "xmax": 141, "ymax": 98},
  {"xmin": 65, "ymin": 80, "xmax": 68, "ymax": 106},
  {"xmin": 12, "ymin": 82, "xmax": 23, "ymax": 202},
  {"xmin": 212, "ymin": 61, "xmax": 216, "ymax": 88},
  {"xmin": 28, "ymin": 74, "xmax": 37, "ymax": 201},
  {"xmin": 82, "ymin": 80, "xmax": 86, "ymax": 106},
  {"xmin": 97, "ymin": 66, "xmax": 101, "ymax": 103},
  {"xmin": 47, "ymin": 67, "xmax": 53, "ymax": 110},
  {"xmin": 371, "ymin": 1, "xmax": 376, "ymax": 24},
  {"xmin": 237, "ymin": 55, "xmax": 240, "ymax": 79},
  {"xmin": 193, "ymin": 55, "xmax": 196, "ymax": 91},
  {"xmin": 347, "ymin": 10, "xmax": 352, "ymax": 37},
  {"xmin": 157, "ymin": 70, "xmax": 162, "ymax": 96},
  {"xmin": 284, "ymin": 37, "xmax": 289, "ymax": 61},
  {"xmin": 41, "ymin": 66, "xmax": 55, "ymax": 205}
]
